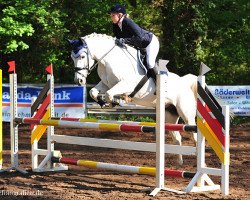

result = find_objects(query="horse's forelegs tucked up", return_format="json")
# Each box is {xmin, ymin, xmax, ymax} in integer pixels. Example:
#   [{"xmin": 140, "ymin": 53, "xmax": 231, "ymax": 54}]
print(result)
[
  {"xmin": 89, "ymin": 81, "xmax": 109, "ymax": 107},
  {"xmin": 105, "ymin": 80, "xmax": 133, "ymax": 103},
  {"xmin": 89, "ymin": 88, "xmax": 99, "ymax": 102}
]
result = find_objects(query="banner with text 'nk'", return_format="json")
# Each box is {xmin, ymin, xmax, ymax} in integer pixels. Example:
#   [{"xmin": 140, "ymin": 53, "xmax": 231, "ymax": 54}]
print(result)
[{"xmin": 2, "ymin": 85, "xmax": 86, "ymax": 122}]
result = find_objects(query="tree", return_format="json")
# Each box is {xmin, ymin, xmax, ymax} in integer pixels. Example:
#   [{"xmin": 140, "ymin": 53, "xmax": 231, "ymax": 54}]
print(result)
[
  {"xmin": 160, "ymin": 0, "xmax": 205, "ymax": 75},
  {"xmin": 160, "ymin": 0, "xmax": 249, "ymax": 84},
  {"xmin": 196, "ymin": 0, "xmax": 250, "ymax": 84},
  {"xmin": 0, "ymin": 0, "xmax": 68, "ymax": 82}
]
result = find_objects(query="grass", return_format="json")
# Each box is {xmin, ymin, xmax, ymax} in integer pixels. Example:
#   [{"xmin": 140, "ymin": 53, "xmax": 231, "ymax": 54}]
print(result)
[
  {"xmin": 86, "ymin": 114, "xmax": 156, "ymax": 122},
  {"xmin": 231, "ymin": 116, "xmax": 250, "ymax": 125}
]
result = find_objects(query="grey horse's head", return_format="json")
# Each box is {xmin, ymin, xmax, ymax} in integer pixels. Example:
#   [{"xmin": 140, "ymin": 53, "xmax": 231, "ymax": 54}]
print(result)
[{"xmin": 67, "ymin": 39, "xmax": 95, "ymax": 85}]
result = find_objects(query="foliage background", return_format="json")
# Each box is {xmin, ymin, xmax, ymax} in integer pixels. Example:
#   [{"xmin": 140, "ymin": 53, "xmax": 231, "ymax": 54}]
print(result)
[{"xmin": 0, "ymin": 0, "xmax": 249, "ymax": 85}]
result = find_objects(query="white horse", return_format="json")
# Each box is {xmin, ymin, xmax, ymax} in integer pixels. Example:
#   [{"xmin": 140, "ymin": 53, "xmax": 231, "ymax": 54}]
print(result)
[{"xmin": 68, "ymin": 33, "xmax": 197, "ymax": 165}]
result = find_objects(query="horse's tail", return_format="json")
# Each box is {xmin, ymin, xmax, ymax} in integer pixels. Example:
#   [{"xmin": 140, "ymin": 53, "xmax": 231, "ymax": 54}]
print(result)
[{"xmin": 181, "ymin": 74, "xmax": 198, "ymax": 99}]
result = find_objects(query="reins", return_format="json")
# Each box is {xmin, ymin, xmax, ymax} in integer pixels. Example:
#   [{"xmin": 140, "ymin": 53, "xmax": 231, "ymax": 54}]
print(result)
[
  {"xmin": 82, "ymin": 40, "xmax": 116, "ymax": 74},
  {"xmin": 78, "ymin": 37, "xmax": 139, "ymax": 74},
  {"xmin": 89, "ymin": 45, "xmax": 116, "ymax": 73}
]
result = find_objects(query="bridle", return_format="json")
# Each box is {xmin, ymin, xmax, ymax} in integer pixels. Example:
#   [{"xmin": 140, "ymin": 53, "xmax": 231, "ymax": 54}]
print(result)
[
  {"xmin": 71, "ymin": 44, "xmax": 92, "ymax": 77},
  {"xmin": 72, "ymin": 39, "xmax": 116, "ymax": 76}
]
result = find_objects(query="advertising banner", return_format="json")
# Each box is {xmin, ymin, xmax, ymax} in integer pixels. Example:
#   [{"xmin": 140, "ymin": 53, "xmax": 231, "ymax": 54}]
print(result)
[
  {"xmin": 2, "ymin": 84, "xmax": 249, "ymax": 121},
  {"xmin": 2, "ymin": 84, "xmax": 86, "ymax": 122},
  {"xmin": 208, "ymin": 85, "xmax": 250, "ymax": 116}
]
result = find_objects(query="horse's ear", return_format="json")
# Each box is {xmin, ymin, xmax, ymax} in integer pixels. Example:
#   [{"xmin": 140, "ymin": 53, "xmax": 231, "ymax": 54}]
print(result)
[
  {"xmin": 78, "ymin": 38, "xmax": 86, "ymax": 47},
  {"xmin": 78, "ymin": 38, "xmax": 84, "ymax": 45}
]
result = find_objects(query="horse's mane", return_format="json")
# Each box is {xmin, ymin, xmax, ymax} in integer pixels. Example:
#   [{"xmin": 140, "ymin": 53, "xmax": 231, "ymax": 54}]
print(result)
[{"xmin": 82, "ymin": 33, "xmax": 114, "ymax": 41}]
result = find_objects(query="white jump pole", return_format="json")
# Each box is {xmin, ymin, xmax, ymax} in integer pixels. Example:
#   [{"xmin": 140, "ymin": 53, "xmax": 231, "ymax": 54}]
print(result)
[
  {"xmin": 150, "ymin": 69, "xmax": 184, "ymax": 196},
  {"xmin": 221, "ymin": 105, "xmax": 230, "ymax": 195},
  {"xmin": 149, "ymin": 70, "xmax": 166, "ymax": 196},
  {"xmin": 5, "ymin": 72, "xmax": 27, "ymax": 173},
  {"xmin": 46, "ymin": 72, "xmax": 54, "ymax": 169}
]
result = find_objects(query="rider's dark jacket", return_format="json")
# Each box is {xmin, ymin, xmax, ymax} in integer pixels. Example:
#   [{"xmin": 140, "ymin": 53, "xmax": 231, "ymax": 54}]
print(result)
[{"xmin": 113, "ymin": 17, "xmax": 153, "ymax": 49}]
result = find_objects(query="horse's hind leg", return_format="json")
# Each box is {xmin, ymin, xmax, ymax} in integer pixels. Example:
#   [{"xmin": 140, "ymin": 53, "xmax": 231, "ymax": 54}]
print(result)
[
  {"xmin": 176, "ymin": 89, "xmax": 197, "ymax": 144},
  {"xmin": 165, "ymin": 110, "xmax": 183, "ymax": 165}
]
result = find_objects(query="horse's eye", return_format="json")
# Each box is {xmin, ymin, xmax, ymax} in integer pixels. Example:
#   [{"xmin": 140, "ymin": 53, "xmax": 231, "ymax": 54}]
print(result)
[{"xmin": 80, "ymin": 55, "xmax": 85, "ymax": 59}]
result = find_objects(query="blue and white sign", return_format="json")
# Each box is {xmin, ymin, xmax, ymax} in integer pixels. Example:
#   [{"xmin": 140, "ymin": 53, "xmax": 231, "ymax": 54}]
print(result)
[
  {"xmin": 208, "ymin": 85, "xmax": 250, "ymax": 116},
  {"xmin": 2, "ymin": 84, "xmax": 86, "ymax": 122}
]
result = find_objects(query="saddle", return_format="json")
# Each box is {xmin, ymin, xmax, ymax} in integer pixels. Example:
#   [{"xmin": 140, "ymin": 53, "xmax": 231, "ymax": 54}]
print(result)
[{"xmin": 128, "ymin": 50, "xmax": 153, "ymax": 98}]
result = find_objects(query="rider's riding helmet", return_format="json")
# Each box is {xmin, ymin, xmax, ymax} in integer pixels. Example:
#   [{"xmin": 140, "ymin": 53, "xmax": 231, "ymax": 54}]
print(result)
[{"xmin": 108, "ymin": 4, "xmax": 126, "ymax": 14}]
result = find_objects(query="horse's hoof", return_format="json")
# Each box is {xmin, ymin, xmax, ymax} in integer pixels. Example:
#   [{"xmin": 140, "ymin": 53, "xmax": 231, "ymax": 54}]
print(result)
[{"xmin": 177, "ymin": 155, "xmax": 183, "ymax": 165}]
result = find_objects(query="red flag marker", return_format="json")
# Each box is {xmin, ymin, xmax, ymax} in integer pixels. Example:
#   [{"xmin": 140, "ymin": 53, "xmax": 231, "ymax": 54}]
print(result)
[
  {"xmin": 45, "ymin": 64, "xmax": 53, "ymax": 75},
  {"xmin": 7, "ymin": 61, "xmax": 16, "ymax": 73}
]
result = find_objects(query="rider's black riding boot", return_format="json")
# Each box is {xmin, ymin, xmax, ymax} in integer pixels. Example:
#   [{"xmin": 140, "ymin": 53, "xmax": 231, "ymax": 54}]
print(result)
[{"xmin": 148, "ymin": 67, "xmax": 158, "ymax": 95}]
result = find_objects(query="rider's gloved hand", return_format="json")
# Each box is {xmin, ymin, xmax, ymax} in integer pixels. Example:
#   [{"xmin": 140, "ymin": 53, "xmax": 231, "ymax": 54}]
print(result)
[{"xmin": 115, "ymin": 38, "xmax": 126, "ymax": 48}]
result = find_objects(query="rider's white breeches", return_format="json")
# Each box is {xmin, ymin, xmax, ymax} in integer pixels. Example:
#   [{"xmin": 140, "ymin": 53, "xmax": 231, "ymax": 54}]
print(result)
[{"xmin": 146, "ymin": 34, "xmax": 160, "ymax": 69}]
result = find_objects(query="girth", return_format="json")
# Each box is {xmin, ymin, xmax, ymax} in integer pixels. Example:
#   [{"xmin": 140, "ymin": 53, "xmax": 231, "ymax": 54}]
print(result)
[{"xmin": 128, "ymin": 72, "xmax": 151, "ymax": 98}]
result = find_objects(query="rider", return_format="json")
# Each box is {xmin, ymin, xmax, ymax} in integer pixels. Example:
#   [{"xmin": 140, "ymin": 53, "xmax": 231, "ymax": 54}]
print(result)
[{"xmin": 108, "ymin": 4, "xmax": 160, "ymax": 85}]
